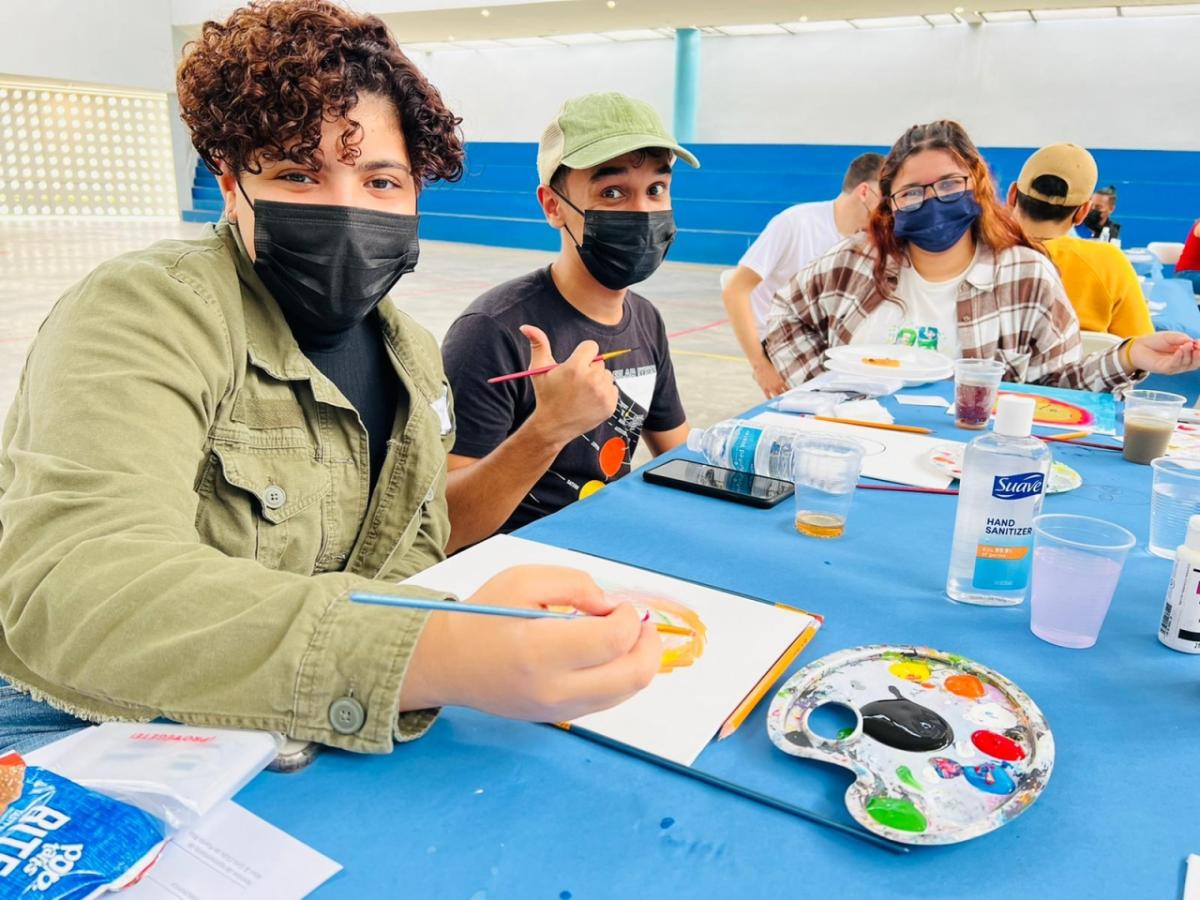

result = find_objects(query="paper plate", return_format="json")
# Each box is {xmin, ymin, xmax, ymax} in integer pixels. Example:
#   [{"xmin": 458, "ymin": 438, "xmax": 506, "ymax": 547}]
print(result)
[
  {"xmin": 923, "ymin": 444, "xmax": 1081, "ymax": 494},
  {"xmin": 827, "ymin": 344, "xmax": 954, "ymax": 374},
  {"xmin": 824, "ymin": 345, "xmax": 952, "ymax": 386},
  {"xmin": 767, "ymin": 645, "xmax": 1054, "ymax": 845},
  {"xmin": 825, "ymin": 358, "xmax": 953, "ymax": 388}
]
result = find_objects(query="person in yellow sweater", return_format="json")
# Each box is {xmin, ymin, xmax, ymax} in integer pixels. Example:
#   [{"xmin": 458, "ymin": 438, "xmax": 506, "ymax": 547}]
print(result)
[{"xmin": 1007, "ymin": 143, "xmax": 1153, "ymax": 339}]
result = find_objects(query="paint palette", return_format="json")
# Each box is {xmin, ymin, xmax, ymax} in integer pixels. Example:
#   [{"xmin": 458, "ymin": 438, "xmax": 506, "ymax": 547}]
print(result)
[{"xmin": 767, "ymin": 645, "xmax": 1054, "ymax": 845}]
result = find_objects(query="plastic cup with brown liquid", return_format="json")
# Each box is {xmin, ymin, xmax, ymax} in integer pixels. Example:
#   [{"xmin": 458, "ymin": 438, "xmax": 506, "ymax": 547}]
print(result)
[
  {"xmin": 1122, "ymin": 390, "xmax": 1186, "ymax": 465},
  {"xmin": 793, "ymin": 436, "xmax": 866, "ymax": 539}
]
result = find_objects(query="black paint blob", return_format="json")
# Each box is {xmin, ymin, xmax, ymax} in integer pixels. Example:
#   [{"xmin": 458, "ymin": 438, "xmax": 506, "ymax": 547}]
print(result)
[{"xmin": 860, "ymin": 686, "xmax": 954, "ymax": 752}]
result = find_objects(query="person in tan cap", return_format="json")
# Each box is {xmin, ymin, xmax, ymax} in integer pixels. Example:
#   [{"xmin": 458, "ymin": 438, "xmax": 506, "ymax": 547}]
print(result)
[
  {"xmin": 1007, "ymin": 143, "xmax": 1152, "ymax": 338},
  {"xmin": 441, "ymin": 92, "xmax": 699, "ymax": 548}
]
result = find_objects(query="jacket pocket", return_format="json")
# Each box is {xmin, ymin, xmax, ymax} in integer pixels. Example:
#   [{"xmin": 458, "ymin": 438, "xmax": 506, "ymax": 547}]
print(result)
[{"xmin": 195, "ymin": 445, "xmax": 331, "ymax": 573}]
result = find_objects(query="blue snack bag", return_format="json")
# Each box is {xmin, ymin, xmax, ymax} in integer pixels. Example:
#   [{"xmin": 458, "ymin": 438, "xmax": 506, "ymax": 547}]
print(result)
[{"xmin": 0, "ymin": 754, "xmax": 166, "ymax": 899}]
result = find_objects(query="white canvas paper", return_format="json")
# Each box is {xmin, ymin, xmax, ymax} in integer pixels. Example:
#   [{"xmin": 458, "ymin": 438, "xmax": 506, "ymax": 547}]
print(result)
[
  {"xmin": 747, "ymin": 410, "xmax": 962, "ymax": 489},
  {"xmin": 895, "ymin": 394, "xmax": 951, "ymax": 408},
  {"xmin": 124, "ymin": 801, "xmax": 341, "ymax": 899},
  {"xmin": 402, "ymin": 535, "xmax": 819, "ymax": 767},
  {"xmin": 27, "ymin": 737, "xmax": 341, "ymax": 900}
]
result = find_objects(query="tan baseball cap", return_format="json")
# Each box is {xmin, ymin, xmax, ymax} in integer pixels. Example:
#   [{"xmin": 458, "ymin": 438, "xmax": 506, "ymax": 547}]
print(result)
[
  {"xmin": 536, "ymin": 92, "xmax": 700, "ymax": 186},
  {"xmin": 1017, "ymin": 143, "xmax": 1098, "ymax": 207}
]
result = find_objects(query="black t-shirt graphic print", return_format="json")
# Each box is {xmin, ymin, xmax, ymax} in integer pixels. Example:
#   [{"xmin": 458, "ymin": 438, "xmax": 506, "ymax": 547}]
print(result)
[{"xmin": 442, "ymin": 267, "xmax": 686, "ymax": 533}]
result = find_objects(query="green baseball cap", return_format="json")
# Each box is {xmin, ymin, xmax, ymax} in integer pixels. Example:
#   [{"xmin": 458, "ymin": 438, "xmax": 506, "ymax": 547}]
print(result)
[{"xmin": 536, "ymin": 92, "xmax": 700, "ymax": 186}]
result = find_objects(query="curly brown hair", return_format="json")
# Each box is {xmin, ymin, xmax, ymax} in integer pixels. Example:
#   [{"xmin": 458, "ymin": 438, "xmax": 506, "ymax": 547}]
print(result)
[{"xmin": 176, "ymin": 0, "xmax": 464, "ymax": 187}]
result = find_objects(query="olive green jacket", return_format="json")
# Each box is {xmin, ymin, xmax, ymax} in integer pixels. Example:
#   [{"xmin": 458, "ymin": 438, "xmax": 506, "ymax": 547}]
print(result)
[{"xmin": 0, "ymin": 220, "xmax": 455, "ymax": 752}]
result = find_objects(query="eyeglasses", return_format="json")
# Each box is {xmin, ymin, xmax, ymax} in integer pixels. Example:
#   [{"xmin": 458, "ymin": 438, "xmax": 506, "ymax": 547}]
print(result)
[{"xmin": 889, "ymin": 175, "xmax": 971, "ymax": 212}]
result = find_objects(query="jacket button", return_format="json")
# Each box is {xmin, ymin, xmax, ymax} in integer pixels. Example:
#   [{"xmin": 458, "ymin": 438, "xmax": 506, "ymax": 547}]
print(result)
[
  {"xmin": 329, "ymin": 697, "xmax": 365, "ymax": 734},
  {"xmin": 263, "ymin": 484, "xmax": 287, "ymax": 510}
]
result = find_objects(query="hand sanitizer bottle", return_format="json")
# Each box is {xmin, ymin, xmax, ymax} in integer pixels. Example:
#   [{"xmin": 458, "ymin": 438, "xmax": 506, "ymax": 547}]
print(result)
[{"xmin": 945, "ymin": 395, "xmax": 1051, "ymax": 606}]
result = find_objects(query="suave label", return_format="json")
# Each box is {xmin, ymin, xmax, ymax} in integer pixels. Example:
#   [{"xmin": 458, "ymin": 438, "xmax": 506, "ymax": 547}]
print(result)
[{"xmin": 972, "ymin": 472, "xmax": 1045, "ymax": 591}]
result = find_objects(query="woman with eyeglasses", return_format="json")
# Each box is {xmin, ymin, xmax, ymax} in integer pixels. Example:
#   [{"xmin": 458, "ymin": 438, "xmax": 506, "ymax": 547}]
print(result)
[{"xmin": 764, "ymin": 120, "xmax": 1200, "ymax": 390}]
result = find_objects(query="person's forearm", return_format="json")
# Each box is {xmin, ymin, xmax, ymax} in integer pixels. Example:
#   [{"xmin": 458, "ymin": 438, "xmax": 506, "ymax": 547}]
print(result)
[
  {"xmin": 445, "ymin": 417, "xmax": 567, "ymax": 553},
  {"xmin": 722, "ymin": 287, "xmax": 771, "ymax": 365}
]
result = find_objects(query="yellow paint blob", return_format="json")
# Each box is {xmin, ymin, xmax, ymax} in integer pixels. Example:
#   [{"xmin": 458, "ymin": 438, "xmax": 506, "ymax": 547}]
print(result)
[{"xmin": 888, "ymin": 661, "xmax": 932, "ymax": 683}]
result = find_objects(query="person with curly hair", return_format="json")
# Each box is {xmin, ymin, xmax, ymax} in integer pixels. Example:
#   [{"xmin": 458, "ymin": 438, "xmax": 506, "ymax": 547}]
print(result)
[
  {"xmin": 764, "ymin": 120, "xmax": 1200, "ymax": 391},
  {"xmin": 0, "ymin": 0, "xmax": 661, "ymax": 756}
]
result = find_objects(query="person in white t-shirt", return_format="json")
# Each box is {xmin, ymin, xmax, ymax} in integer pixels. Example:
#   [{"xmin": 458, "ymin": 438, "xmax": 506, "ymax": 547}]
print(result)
[
  {"xmin": 848, "ymin": 247, "xmax": 976, "ymax": 359},
  {"xmin": 722, "ymin": 152, "xmax": 884, "ymax": 397}
]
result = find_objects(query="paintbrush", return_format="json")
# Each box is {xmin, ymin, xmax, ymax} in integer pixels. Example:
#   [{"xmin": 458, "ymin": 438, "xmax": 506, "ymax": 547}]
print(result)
[
  {"xmin": 1037, "ymin": 430, "xmax": 1092, "ymax": 442},
  {"xmin": 549, "ymin": 723, "xmax": 909, "ymax": 854},
  {"xmin": 856, "ymin": 484, "xmax": 959, "ymax": 495},
  {"xmin": 349, "ymin": 593, "xmax": 694, "ymax": 637},
  {"xmin": 487, "ymin": 348, "xmax": 637, "ymax": 385},
  {"xmin": 1035, "ymin": 436, "xmax": 1123, "ymax": 452}
]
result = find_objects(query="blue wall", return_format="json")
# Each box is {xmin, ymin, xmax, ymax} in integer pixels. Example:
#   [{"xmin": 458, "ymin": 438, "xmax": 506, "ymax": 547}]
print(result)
[{"xmin": 419, "ymin": 142, "xmax": 1200, "ymax": 265}]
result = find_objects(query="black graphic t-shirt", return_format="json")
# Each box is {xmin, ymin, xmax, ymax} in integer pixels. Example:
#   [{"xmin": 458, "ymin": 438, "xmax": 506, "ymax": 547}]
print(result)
[{"xmin": 442, "ymin": 266, "xmax": 686, "ymax": 533}]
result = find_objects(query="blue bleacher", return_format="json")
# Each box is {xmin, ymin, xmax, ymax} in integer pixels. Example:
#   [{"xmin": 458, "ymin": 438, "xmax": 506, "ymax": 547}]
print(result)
[
  {"xmin": 419, "ymin": 142, "xmax": 1200, "ymax": 266},
  {"xmin": 182, "ymin": 158, "xmax": 222, "ymax": 223},
  {"xmin": 180, "ymin": 143, "xmax": 1200, "ymax": 264}
]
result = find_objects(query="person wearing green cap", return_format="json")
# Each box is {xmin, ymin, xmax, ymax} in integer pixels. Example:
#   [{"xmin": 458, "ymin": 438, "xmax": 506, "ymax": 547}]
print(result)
[{"xmin": 442, "ymin": 92, "xmax": 698, "ymax": 550}]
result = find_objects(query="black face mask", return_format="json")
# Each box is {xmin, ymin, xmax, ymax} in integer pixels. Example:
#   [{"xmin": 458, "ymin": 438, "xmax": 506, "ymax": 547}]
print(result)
[
  {"xmin": 240, "ymin": 186, "xmax": 420, "ymax": 333},
  {"xmin": 553, "ymin": 188, "xmax": 676, "ymax": 290},
  {"xmin": 1083, "ymin": 208, "xmax": 1106, "ymax": 232}
]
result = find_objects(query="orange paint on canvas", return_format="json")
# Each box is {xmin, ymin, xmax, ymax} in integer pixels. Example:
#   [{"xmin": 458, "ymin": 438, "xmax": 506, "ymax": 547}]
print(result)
[
  {"xmin": 995, "ymin": 392, "xmax": 1095, "ymax": 428},
  {"xmin": 603, "ymin": 590, "xmax": 708, "ymax": 673}
]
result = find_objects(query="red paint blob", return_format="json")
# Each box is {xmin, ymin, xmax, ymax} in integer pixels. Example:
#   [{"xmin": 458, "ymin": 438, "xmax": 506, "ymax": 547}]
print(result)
[{"xmin": 971, "ymin": 729, "xmax": 1026, "ymax": 762}]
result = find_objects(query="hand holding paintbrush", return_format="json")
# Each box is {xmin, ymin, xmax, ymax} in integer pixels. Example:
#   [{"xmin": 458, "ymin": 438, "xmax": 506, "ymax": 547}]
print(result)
[
  {"xmin": 382, "ymin": 565, "xmax": 664, "ymax": 724},
  {"xmin": 483, "ymin": 327, "xmax": 626, "ymax": 450}
]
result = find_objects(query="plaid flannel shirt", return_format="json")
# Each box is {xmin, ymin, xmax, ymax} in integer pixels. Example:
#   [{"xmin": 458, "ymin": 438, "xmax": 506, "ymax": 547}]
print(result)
[{"xmin": 764, "ymin": 235, "xmax": 1141, "ymax": 393}]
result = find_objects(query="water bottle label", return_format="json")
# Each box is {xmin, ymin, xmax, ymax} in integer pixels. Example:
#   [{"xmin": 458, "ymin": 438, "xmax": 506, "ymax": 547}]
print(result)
[{"xmin": 729, "ymin": 427, "xmax": 763, "ymax": 472}]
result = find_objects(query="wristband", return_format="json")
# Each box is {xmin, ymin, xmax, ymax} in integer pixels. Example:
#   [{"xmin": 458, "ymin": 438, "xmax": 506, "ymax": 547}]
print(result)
[{"xmin": 1121, "ymin": 339, "xmax": 1135, "ymax": 372}]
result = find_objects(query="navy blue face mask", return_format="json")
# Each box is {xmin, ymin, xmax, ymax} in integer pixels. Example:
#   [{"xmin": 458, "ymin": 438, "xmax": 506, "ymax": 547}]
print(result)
[{"xmin": 893, "ymin": 193, "xmax": 982, "ymax": 253}]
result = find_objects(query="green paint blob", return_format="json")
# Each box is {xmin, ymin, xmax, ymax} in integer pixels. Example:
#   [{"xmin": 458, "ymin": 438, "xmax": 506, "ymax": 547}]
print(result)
[
  {"xmin": 896, "ymin": 766, "xmax": 922, "ymax": 791},
  {"xmin": 866, "ymin": 796, "xmax": 927, "ymax": 833},
  {"xmin": 836, "ymin": 726, "xmax": 855, "ymax": 740}
]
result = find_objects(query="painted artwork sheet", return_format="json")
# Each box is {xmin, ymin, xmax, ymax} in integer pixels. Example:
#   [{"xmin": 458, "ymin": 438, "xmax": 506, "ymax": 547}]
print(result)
[
  {"xmin": 748, "ymin": 410, "xmax": 962, "ymax": 489},
  {"xmin": 402, "ymin": 535, "xmax": 820, "ymax": 766},
  {"xmin": 996, "ymin": 383, "xmax": 1118, "ymax": 435}
]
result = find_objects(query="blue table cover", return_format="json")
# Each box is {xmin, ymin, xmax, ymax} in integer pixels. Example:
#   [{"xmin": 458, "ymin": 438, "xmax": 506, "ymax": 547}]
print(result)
[{"xmin": 235, "ymin": 381, "xmax": 1199, "ymax": 899}]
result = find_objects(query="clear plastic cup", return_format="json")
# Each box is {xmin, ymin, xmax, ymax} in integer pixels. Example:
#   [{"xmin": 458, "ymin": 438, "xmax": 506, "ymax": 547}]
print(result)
[
  {"xmin": 954, "ymin": 358, "xmax": 1006, "ymax": 430},
  {"xmin": 1150, "ymin": 458, "xmax": 1200, "ymax": 559},
  {"xmin": 1122, "ymin": 389, "xmax": 1186, "ymax": 464},
  {"xmin": 793, "ymin": 436, "xmax": 865, "ymax": 539},
  {"xmin": 1029, "ymin": 514, "xmax": 1135, "ymax": 649}
]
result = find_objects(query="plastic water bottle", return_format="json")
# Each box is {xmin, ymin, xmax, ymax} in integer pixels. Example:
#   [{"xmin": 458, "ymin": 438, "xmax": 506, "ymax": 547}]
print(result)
[
  {"xmin": 686, "ymin": 419, "xmax": 801, "ymax": 479},
  {"xmin": 945, "ymin": 396, "xmax": 1051, "ymax": 606},
  {"xmin": 1099, "ymin": 225, "xmax": 1111, "ymax": 243}
]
